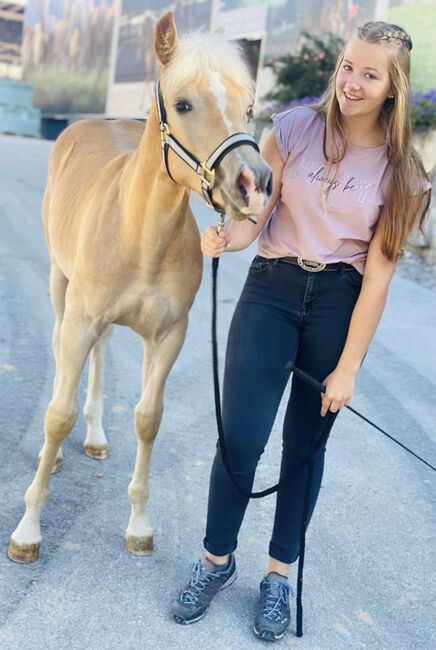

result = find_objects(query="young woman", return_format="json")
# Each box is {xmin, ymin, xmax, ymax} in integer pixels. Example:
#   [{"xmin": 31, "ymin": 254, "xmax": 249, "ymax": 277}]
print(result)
[{"xmin": 171, "ymin": 21, "xmax": 431, "ymax": 641}]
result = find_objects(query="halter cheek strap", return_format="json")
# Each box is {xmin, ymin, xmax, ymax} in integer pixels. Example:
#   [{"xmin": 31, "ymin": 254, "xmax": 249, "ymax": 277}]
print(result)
[{"xmin": 156, "ymin": 81, "xmax": 259, "ymax": 211}]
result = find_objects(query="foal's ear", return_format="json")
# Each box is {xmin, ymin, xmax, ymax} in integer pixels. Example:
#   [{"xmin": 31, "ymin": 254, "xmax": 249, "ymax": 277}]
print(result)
[{"xmin": 155, "ymin": 11, "xmax": 178, "ymax": 66}]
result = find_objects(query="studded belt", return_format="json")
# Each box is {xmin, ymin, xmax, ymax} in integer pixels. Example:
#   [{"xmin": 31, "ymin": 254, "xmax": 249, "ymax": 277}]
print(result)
[{"xmin": 280, "ymin": 256, "xmax": 354, "ymax": 272}]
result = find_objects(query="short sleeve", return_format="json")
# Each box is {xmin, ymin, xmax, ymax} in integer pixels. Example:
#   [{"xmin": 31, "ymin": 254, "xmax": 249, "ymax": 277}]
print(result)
[
  {"xmin": 271, "ymin": 107, "xmax": 317, "ymax": 164},
  {"xmin": 271, "ymin": 110, "xmax": 299, "ymax": 163}
]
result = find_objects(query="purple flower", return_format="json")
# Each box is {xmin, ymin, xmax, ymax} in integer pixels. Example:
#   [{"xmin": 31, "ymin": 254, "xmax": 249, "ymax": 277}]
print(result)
[
  {"xmin": 410, "ymin": 89, "xmax": 436, "ymax": 128},
  {"xmin": 258, "ymin": 90, "xmax": 436, "ymax": 129}
]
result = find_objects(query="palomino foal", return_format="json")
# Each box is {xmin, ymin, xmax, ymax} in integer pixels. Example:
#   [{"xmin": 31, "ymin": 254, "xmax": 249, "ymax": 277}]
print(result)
[{"xmin": 8, "ymin": 12, "xmax": 271, "ymax": 562}]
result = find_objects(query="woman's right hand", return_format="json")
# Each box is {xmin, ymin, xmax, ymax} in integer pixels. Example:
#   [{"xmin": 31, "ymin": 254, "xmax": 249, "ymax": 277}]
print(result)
[{"xmin": 201, "ymin": 225, "xmax": 230, "ymax": 258}]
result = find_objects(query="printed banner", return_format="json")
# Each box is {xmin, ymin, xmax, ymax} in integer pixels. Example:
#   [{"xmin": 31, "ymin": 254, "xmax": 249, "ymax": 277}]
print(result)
[{"xmin": 22, "ymin": 0, "xmax": 116, "ymax": 113}]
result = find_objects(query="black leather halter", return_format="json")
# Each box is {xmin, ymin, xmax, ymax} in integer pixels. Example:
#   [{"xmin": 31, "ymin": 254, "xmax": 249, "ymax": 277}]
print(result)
[{"xmin": 155, "ymin": 80, "xmax": 260, "ymax": 212}]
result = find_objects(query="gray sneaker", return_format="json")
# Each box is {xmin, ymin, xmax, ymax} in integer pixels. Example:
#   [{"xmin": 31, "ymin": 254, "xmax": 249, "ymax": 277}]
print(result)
[
  {"xmin": 253, "ymin": 572, "xmax": 294, "ymax": 641},
  {"xmin": 172, "ymin": 554, "xmax": 237, "ymax": 624}
]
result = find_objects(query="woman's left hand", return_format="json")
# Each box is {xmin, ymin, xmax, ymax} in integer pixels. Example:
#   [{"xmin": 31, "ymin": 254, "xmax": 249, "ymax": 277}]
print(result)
[{"xmin": 320, "ymin": 367, "xmax": 356, "ymax": 417}]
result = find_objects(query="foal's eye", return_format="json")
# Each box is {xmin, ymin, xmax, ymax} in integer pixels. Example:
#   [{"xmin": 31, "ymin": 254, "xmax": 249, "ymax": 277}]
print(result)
[{"xmin": 175, "ymin": 100, "xmax": 192, "ymax": 114}]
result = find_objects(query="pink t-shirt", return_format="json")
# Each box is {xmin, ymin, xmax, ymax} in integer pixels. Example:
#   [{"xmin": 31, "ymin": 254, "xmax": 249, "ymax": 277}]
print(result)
[{"xmin": 258, "ymin": 107, "xmax": 426, "ymax": 273}]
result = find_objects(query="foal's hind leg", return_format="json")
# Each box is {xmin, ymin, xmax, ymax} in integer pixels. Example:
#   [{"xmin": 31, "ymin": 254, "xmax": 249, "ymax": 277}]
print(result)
[
  {"xmin": 125, "ymin": 318, "xmax": 188, "ymax": 555},
  {"xmin": 8, "ymin": 307, "xmax": 98, "ymax": 563},
  {"xmin": 83, "ymin": 325, "xmax": 114, "ymax": 459},
  {"xmin": 37, "ymin": 262, "xmax": 68, "ymax": 473}
]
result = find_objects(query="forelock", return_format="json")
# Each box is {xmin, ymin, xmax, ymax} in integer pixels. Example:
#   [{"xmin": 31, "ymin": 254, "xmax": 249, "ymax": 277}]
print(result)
[{"xmin": 160, "ymin": 32, "xmax": 255, "ymax": 98}]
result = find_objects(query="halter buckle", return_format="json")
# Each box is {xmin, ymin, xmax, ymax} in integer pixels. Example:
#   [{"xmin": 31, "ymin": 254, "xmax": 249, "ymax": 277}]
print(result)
[
  {"xmin": 200, "ymin": 162, "xmax": 215, "ymax": 189},
  {"xmin": 297, "ymin": 258, "xmax": 326, "ymax": 272},
  {"xmin": 160, "ymin": 122, "xmax": 170, "ymax": 140}
]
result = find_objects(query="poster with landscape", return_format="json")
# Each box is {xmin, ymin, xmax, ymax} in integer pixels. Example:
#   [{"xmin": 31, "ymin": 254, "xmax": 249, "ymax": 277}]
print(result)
[{"xmin": 22, "ymin": 0, "xmax": 116, "ymax": 113}]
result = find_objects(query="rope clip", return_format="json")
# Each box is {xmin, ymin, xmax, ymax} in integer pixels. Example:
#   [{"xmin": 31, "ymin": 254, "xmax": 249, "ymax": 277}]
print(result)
[{"xmin": 216, "ymin": 214, "xmax": 226, "ymax": 234}]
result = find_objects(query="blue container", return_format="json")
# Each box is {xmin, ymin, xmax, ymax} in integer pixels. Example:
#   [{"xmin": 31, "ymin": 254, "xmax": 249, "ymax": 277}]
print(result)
[{"xmin": 0, "ymin": 78, "xmax": 41, "ymax": 137}]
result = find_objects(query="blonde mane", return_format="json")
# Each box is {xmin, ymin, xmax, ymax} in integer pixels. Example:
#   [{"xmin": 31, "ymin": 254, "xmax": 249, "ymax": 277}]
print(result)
[{"xmin": 161, "ymin": 32, "xmax": 255, "ymax": 97}]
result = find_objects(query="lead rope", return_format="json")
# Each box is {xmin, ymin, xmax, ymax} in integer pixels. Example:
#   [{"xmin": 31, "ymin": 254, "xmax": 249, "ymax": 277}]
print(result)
[
  {"xmin": 211, "ymin": 248, "xmax": 307, "ymax": 638},
  {"xmin": 211, "ymin": 255, "xmax": 283, "ymax": 498},
  {"xmin": 286, "ymin": 362, "xmax": 436, "ymax": 473},
  {"xmin": 291, "ymin": 360, "xmax": 436, "ymax": 635}
]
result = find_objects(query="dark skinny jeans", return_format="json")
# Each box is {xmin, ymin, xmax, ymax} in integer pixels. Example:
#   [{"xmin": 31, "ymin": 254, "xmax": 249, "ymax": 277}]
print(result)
[{"xmin": 204, "ymin": 256, "xmax": 362, "ymax": 564}]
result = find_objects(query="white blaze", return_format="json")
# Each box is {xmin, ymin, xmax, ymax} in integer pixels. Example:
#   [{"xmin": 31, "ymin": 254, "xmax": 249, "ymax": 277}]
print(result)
[
  {"xmin": 208, "ymin": 70, "xmax": 232, "ymax": 133},
  {"xmin": 208, "ymin": 71, "xmax": 247, "ymax": 170}
]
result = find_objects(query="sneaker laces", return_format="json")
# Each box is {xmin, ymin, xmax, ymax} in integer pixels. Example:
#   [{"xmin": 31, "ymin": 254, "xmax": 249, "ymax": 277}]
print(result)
[
  {"xmin": 179, "ymin": 561, "xmax": 218, "ymax": 605},
  {"xmin": 263, "ymin": 580, "xmax": 294, "ymax": 621}
]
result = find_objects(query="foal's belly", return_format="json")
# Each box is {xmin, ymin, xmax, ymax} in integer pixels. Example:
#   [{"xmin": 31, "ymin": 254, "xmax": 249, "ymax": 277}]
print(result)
[{"xmin": 110, "ymin": 274, "xmax": 201, "ymax": 337}]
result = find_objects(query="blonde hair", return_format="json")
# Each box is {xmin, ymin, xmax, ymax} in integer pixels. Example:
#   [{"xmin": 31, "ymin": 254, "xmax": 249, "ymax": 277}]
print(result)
[{"xmin": 314, "ymin": 21, "xmax": 431, "ymax": 261}]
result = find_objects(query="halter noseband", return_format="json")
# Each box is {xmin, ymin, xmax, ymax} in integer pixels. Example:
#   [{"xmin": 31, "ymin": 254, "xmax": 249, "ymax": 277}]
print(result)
[{"xmin": 156, "ymin": 80, "xmax": 259, "ymax": 212}]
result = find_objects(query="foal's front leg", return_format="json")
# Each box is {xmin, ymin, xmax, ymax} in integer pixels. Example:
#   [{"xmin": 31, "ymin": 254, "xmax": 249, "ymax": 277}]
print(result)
[
  {"xmin": 8, "ymin": 309, "xmax": 97, "ymax": 563},
  {"xmin": 37, "ymin": 263, "xmax": 68, "ymax": 473},
  {"xmin": 83, "ymin": 325, "xmax": 114, "ymax": 459},
  {"xmin": 125, "ymin": 318, "xmax": 188, "ymax": 555}
]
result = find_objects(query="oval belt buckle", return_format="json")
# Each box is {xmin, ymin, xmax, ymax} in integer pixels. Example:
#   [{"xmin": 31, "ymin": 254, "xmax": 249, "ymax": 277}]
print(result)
[{"xmin": 297, "ymin": 257, "xmax": 326, "ymax": 272}]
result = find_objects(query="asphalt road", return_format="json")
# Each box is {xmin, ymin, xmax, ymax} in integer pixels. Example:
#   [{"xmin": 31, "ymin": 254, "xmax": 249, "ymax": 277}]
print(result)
[{"xmin": 0, "ymin": 134, "xmax": 435, "ymax": 650}]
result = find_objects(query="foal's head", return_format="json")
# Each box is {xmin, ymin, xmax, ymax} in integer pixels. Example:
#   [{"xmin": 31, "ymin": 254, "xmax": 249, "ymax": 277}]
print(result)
[{"xmin": 154, "ymin": 12, "xmax": 272, "ymax": 221}]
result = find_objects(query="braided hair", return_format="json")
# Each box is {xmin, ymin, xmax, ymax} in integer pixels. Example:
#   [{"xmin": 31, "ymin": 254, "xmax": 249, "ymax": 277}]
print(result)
[{"xmin": 359, "ymin": 22, "xmax": 413, "ymax": 51}]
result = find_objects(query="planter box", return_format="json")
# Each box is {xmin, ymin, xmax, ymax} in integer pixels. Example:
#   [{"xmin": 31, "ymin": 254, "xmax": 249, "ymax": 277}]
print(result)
[{"xmin": 0, "ymin": 78, "xmax": 41, "ymax": 137}]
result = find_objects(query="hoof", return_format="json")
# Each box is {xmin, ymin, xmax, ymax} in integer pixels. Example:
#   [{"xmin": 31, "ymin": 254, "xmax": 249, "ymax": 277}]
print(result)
[
  {"xmin": 84, "ymin": 444, "xmax": 108, "ymax": 460},
  {"xmin": 125, "ymin": 534, "xmax": 154, "ymax": 556},
  {"xmin": 36, "ymin": 456, "xmax": 62, "ymax": 474},
  {"xmin": 51, "ymin": 457, "xmax": 63, "ymax": 473},
  {"xmin": 7, "ymin": 539, "xmax": 40, "ymax": 563}
]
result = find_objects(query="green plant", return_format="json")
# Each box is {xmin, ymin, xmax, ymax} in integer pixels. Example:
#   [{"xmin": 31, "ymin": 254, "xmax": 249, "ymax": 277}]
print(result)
[{"xmin": 265, "ymin": 32, "xmax": 344, "ymax": 103}]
